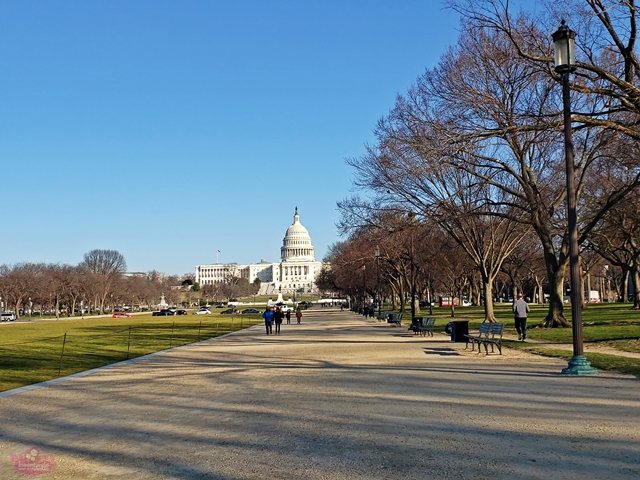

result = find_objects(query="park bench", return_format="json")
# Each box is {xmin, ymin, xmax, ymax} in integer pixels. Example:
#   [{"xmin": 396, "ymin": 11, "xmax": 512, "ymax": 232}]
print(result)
[
  {"xmin": 387, "ymin": 313, "xmax": 403, "ymax": 326},
  {"xmin": 409, "ymin": 317, "xmax": 422, "ymax": 334},
  {"xmin": 482, "ymin": 323, "xmax": 504, "ymax": 354},
  {"xmin": 464, "ymin": 322, "xmax": 504, "ymax": 354},
  {"xmin": 377, "ymin": 312, "xmax": 391, "ymax": 322},
  {"xmin": 463, "ymin": 323, "xmax": 490, "ymax": 353},
  {"xmin": 415, "ymin": 317, "xmax": 436, "ymax": 337}
]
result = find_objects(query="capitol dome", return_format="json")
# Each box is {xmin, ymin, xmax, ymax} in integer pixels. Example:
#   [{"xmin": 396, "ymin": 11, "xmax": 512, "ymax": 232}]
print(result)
[{"xmin": 281, "ymin": 207, "xmax": 315, "ymax": 261}]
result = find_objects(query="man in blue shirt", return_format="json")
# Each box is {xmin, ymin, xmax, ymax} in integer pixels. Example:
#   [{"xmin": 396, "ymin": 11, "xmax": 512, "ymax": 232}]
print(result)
[{"xmin": 262, "ymin": 307, "xmax": 275, "ymax": 335}]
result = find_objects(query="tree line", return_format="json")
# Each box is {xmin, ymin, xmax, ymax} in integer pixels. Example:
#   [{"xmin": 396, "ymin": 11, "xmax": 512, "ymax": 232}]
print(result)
[
  {"xmin": 330, "ymin": 0, "xmax": 640, "ymax": 325},
  {"xmin": 0, "ymin": 249, "xmax": 186, "ymax": 319},
  {"xmin": 0, "ymin": 249, "xmax": 265, "ymax": 320}
]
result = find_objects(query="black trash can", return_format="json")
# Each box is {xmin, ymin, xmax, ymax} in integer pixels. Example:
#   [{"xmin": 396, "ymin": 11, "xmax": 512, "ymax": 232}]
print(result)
[{"xmin": 445, "ymin": 320, "xmax": 469, "ymax": 342}]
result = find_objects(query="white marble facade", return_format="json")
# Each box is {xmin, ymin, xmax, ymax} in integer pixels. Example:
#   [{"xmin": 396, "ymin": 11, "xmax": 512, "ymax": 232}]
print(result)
[{"xmin": 195, "ymin": 208, "xmax": 323, "ymax": 294}]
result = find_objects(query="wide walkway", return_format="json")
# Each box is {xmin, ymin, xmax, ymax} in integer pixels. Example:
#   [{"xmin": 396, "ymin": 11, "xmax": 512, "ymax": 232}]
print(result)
[{"xmin": 1, "ymin": 309, "xmax": 639, "ymax": 479}]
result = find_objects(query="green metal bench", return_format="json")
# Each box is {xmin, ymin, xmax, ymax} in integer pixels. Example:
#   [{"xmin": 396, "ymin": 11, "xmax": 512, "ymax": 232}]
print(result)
[
  {"xmin": 416, "ymin": 317, "xmax": 436, "ymax": 337},
  {"xmin": 387, "ymin": 313, "xmax": 403, "ymax": 326},
  {"xmin": 481, "ymin": 323, "xmax": 505, "ymax": 354},
  {"xmin": 464, "ymin": 322, "xmax": 504, "ymax": 354}
]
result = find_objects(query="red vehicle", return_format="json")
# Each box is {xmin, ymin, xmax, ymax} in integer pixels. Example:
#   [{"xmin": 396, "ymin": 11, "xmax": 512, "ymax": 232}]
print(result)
[
  {"xmin": 438, "ymin": 297, "xmax": 459, "ymax": 307},
  {"xmin": 112, "ymin": 312, "xmax": 133, "ymax": 318}
]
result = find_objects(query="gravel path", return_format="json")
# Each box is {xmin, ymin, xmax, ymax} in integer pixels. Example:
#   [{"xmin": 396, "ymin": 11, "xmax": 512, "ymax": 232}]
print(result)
[{"xmin": 1, "ymin": 309, "xmax": 639, "ymax": 479}]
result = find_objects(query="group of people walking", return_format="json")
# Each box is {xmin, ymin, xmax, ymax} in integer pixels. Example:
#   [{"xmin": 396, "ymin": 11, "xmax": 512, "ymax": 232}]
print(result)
[
  {"xmin": 262, "ymin": 306, "xmax": 302, "ymax": 335},
  {"xmin": 361, "ymin": 304, "xmax": 375, "ymax": 318}
]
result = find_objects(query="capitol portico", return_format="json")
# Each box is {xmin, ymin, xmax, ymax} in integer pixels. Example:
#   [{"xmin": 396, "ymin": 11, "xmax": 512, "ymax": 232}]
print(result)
[{"xmin": 195, "ymin": 208, "xmax": 324, "ymax": 295}]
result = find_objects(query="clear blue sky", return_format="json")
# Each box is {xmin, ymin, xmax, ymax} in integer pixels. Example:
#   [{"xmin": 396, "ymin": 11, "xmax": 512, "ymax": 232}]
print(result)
[{"xmin": 1, "ymin": 0, "xmax": 460, "ymax": 275}]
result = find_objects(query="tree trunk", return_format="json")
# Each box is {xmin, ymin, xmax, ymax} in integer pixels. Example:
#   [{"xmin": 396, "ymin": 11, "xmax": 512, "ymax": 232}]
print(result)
[
  {"xmin": 412, "ymin": 297, "xmax": 420, "ymax": 315},
  {"xmin": 541, "ymin": 266, "xmax": 571, "ymax": 327},
  {"xmin": 536, "ymin": 277, "xmax": 543, "ymax": 304},
  {"xmin": 482, "ymin": 279, "xmax": 497, "ymax": 322},
  {"xmin": 535, "ymin": 230, "xmax": 572, "ymax": 327},
  {"xmin": 398, "ymin": 280, "xmax": 406, "ymax": 312},
  {"xmin": 631, "ymin": 263, "xmax": 640, "ymax": 310},
  {"xmin": 391, "ymin": 284, "xmax": 398, "ymax": 311},
  {"xmin": 13, "ymin": 294, "xmax": 25, "ymax": 320}
]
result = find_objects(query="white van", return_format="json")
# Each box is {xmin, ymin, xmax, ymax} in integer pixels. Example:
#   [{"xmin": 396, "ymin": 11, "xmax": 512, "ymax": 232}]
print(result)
[{"xmin": 1, "ymin": 312, "xmax": 17, "ymax": 322}]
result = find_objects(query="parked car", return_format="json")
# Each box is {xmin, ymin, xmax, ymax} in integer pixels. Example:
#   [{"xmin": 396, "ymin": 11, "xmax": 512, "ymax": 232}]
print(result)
[
  {"xmin": 152, "ymin": 309, "xmax": 176, "ymax": 316},
  {"xmin": 275, "ymin": 303, "xmax": 293, "ymax": 312},
  {"xmin": 193, "ymin": 308, "xmax": 211, "ymax": 315},
  {"xmin": 241, "ymin": 308, "xmax": 262, "ymax": 314},
  {"xmin": 1, "ymin": 312, "xmax": 16, "ymax": 322},
  {"xmin": 220, "ymin": 309, "xmax": 236, "ymax": 314},
  {"xmin": 175, "ymin": 309, "xmax": 188, "ymax": 315},
  {"xmin": 461, "ymin": 299, "xmax": 472, "ymax": 307},
  {"xmin": 112, "ymin": 312, "xmax": 133, "ymax": 318}
]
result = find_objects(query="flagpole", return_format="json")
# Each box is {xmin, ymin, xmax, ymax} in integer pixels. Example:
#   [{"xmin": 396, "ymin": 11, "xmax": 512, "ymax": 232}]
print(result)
[{"xmin": 217, "ymin": 250, "xmax": 220, "ymax": 264}]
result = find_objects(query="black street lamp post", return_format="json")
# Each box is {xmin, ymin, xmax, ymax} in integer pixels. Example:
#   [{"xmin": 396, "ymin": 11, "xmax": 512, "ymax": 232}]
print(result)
[
  {"xmin": 375, "ymin": 246, "xmax": 381, "ymax": 316},
  {"xmin": 408, "ymin": 213, "xmax": 416, "ymax": 321},
  {"xmin": 362, "ymin": 265, "xmax": 366, "ymax": 310},
  {"xmin": 553, "ymin": 20, "xmax": 597, "ymax": 375}
]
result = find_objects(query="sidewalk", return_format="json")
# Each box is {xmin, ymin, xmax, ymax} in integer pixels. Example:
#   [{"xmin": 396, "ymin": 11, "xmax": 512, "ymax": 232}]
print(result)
[{"xmin": 0, "ymin": 309, "xmax": 638, "ymax": 479}]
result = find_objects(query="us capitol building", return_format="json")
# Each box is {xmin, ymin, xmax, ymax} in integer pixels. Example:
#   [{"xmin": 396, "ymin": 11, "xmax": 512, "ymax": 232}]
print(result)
[{"xmin": 194, "ymin": 208, "xmax": 324, "ymax": 295}]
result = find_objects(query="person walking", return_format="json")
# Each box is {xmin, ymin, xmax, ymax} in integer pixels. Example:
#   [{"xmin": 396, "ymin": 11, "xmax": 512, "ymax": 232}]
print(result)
[
  {"xmin": 262, "ymin": 307, "xmax": 274, "ymax": 335},
  {"xmin": 285, "ymin": 310, "xmax": 291, "ymax": 324},
  {"xmin": 274, "ymin": 307, "xmax": 284, "ymax": 335},
  {"xmin": 295, "ymin": 308, "xmax": 302, "ymax": 324},
  {"xmin": 512, "ymin": 294, "xmax": 530, "ymax": 341}
]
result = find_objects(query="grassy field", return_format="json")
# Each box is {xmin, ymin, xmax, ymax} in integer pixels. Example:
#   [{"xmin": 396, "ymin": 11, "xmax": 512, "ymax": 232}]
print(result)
[
  {"xmin": 0, "ymin": 313, "xmax": 262, "ymax": 392},
  {"xmin": 415, "ymin": 302, "xmax": 640, "ymax": 376}
]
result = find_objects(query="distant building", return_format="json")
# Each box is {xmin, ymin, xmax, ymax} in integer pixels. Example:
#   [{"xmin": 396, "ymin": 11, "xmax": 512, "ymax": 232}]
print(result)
[{"xmin": 195, "ymin": 208, "xmax": 324, "ymax": 295}]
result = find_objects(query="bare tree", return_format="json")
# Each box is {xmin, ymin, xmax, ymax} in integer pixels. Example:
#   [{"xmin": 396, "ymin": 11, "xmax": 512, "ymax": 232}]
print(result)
[
  {"xmin": 344, "ymin": 14, "xmax": 640, "ymax": 326},
  {"xmin": 0, "ymin": 263, "xmax": 42, "ymax": 319},
  {"xmin": 79, "ymin": 249, "xmax": 127, "ymax": 313},
  {"xmin": 588, "ymin": 189, "xmax": 640, "ymax": 308},
  {"xmin": 450, "ymin": 0, "xmax": 640, "ymax": 141}
]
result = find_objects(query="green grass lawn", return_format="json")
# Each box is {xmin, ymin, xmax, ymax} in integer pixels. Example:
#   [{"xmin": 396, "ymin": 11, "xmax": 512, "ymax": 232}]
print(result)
[
  {"xmin": 0, "ymin": 313, "xmax": 262, "ymax": 392},
  {"xmin": 415, "ymin": 302, "xmax": 640, "ymax": 376}
]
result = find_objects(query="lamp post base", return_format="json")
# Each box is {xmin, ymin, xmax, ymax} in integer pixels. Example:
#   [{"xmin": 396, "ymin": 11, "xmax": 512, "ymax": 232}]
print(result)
[{"xmin": 561, "ymin": 355, "xmax": 597, "ymax": 375}]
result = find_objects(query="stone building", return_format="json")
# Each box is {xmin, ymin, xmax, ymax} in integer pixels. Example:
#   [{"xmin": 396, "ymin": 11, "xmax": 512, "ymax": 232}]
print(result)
[{"xmin": 195, "ymin": 208, "xmax": 324, "ymax": 295}]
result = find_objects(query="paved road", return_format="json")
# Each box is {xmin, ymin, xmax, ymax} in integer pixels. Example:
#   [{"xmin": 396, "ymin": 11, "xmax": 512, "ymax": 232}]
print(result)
[{"xmin": 0, "ymin": 309, "xmax": 638, "ymax": 479}]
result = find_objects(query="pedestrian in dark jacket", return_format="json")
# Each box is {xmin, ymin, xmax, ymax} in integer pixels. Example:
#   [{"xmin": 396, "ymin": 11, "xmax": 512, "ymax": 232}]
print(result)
[
  {"xmin": 286, "ymin": 310, "xmax": 291, "ymax": 324},
  {"xmin": 274, "ymin": 307, "xmax": 284, "ymax": 334},
  {"xmin": 512, "ymin": 294, "xmax": 530, "ymax": 341}
]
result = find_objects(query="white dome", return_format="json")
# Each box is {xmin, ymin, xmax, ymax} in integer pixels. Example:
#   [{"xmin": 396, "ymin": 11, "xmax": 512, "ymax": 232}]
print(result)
[
  {"xmin": 285, "ymin": 221, "xmax": 310, "ymax": 238},
  {"xmin": 281, "ymin": 208, "xmax": 315, "ymax": 261}
]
